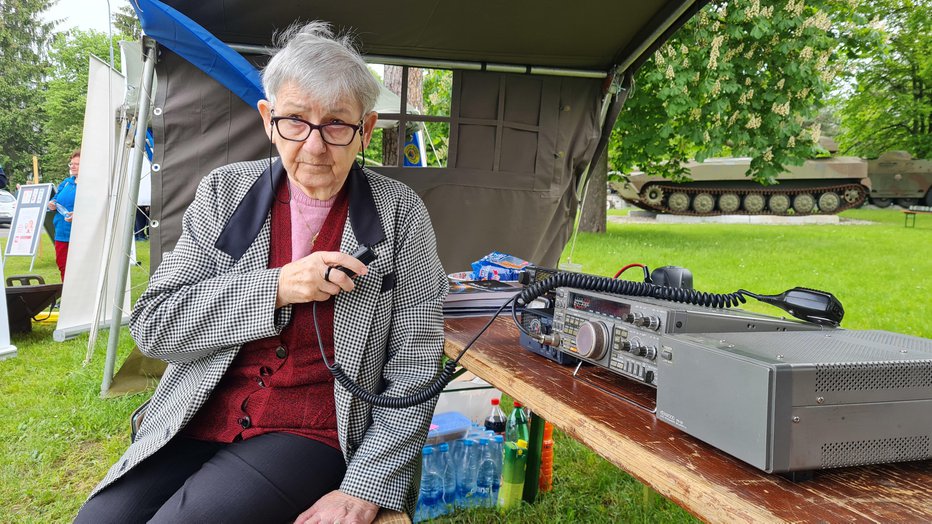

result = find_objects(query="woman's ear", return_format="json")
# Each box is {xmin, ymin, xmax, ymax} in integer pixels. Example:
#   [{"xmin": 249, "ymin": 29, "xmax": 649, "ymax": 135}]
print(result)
[
  {"xmin": 361, "ymin": 111, "xmax": 379, "ymax": 148},
  {"xmin": 257, "ymin": 99, "xmax": 273, "ymax": 140}
]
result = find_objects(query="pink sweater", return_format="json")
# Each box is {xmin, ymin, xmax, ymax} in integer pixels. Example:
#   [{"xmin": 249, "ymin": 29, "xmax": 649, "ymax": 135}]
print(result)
[{"xmin": 289, "ymin": 181, "xmax": 335, "ymax": 260}]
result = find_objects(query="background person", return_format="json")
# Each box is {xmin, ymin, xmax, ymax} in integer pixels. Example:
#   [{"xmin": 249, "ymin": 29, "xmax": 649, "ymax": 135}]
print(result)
[
  {"xmin": 48, "ymin": 150, "xmax": 79, "ymax": 279},
  {"xmin": 75, "ymin": 21, "xmax": 448, "ymax": 524}
]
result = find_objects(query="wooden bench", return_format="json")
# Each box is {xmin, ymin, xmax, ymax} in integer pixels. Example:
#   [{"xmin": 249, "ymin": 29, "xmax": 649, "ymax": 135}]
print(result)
[
  {"xmin": 903, "ymin": 205, "xmax": 932, "ymax": 227},
  {"xmin": 444, "ymin": 316, "xmax": 932, "ymax": 522}
]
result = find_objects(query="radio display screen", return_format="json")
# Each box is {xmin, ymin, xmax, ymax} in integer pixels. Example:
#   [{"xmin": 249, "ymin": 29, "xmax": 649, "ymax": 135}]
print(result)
[{"xmin": 569, "ymin": 293, "xmax": 631, "ymax": 319}]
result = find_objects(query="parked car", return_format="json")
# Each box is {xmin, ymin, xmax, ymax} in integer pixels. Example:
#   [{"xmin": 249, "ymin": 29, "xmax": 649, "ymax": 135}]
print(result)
[{"xmin": 0, "ymin": 190, "xmax": 15, "ymax": 226}]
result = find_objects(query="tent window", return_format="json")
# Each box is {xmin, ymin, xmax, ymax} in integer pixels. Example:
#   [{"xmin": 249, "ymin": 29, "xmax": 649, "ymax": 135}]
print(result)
[{"xmin": 373, "ymin": 65, "xmax": 452, "ymax": 168}]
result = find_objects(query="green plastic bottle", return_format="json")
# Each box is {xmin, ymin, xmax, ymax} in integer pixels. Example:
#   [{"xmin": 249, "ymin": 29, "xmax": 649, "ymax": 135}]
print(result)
[
  {"xmin": 505, "ymin": 401, "xmax": 529, "ymax": 443},
  {"xmin": 497, "ymin": 439, "xmax": 528, "ymax": 509}
]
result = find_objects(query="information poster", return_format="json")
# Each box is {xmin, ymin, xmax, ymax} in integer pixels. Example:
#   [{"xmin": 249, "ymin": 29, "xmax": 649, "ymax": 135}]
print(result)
[{"xmin": 5, "ymin": 184, "xmax": 54, "ymax": 258}]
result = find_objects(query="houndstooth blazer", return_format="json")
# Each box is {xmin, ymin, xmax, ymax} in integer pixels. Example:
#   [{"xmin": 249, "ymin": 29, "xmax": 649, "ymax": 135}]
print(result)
[{"xmin": 90, "ymin": 159, "xmax": 448, "ymax": 515}]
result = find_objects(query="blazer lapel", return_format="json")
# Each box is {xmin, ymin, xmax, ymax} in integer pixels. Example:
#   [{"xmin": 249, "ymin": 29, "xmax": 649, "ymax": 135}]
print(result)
[{"xmin": 215, "ymin": 160, "xmax": 284, "ymax": 262}]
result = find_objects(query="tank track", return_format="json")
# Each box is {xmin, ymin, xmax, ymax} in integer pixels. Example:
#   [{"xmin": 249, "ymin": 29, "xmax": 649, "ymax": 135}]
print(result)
[{"xmin": 638, "ymin": 182, "xmax": 867, "ymax": 216}]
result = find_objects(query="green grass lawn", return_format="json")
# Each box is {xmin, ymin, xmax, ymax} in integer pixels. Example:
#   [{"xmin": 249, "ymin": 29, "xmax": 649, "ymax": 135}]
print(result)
[{"xmin": 1, "ymin": 209, "xmax": 930, "ymax": 523}]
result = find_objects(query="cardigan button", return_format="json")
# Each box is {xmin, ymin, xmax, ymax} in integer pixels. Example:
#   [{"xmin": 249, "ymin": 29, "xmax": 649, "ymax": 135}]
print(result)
[
  {"xmin": 256, "ymin": 377, "xmax": 266, "ymax": 388},
  {"xmin": 238, "ymin": 416, "xmax": 251, "ymax": 429},
  {"xmin": 275, "ymin": 345, "xmax": 288, "ymax": 359}
]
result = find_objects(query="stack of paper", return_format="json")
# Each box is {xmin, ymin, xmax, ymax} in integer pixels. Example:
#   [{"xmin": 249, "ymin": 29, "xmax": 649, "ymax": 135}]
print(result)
[{"xmin": 444, "ymin": 279, "xmax": 523, "ymax": 317}]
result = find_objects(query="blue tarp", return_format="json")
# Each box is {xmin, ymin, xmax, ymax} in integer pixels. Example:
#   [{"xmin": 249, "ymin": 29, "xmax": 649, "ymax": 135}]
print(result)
[{"xmin": 131, "ymin": 0, "xmax": 264, "ymax": 109}]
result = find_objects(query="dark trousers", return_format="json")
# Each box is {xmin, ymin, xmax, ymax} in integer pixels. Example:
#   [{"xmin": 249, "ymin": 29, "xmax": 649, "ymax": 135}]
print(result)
[
  {"xmin": 75, "ymin": 432, "xmax": 346, "ymax": 524},
  {"xmin": 134, "ymin": 206, "xmax": 150, "ymax": 240}
]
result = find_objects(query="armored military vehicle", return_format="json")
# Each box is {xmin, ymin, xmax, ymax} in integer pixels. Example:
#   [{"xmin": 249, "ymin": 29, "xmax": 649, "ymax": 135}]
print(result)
[
  {"xmin": 865, "ymin": 151, "xmax": 932, "ymax": 208},
  {"xmin": 615, "ymin": 155, "xmax": 870, "ymax": 216},
  {"xmin": 615, "ymin": 138, "xmax": 932, "ymax": 215}
]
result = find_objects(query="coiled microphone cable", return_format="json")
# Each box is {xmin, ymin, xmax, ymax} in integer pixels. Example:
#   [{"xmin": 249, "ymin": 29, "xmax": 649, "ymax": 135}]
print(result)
[{"xmin": 314, "ymin": 296, "xmax": 517, "ymax": 409}]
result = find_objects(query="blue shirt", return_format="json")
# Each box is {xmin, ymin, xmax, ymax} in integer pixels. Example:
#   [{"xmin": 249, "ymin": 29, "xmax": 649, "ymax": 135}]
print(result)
[{"xmin": 52, "ymin": 176, "xmax": 77, "ymax": 242}]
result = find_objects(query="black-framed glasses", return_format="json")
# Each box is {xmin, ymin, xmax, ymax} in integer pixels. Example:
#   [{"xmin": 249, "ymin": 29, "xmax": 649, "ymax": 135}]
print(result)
[{"xmin": 271, "ymin": 115, "xmax": 363, "ymax": 146}]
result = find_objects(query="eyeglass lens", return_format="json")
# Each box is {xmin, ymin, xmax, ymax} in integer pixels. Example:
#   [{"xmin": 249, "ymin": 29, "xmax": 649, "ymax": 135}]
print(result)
[{"xmin": 275, "ymin": 118, "xmax": 359, "ymax": 145}]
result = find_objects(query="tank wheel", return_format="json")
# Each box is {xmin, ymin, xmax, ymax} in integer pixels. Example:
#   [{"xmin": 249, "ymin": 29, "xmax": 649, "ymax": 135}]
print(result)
[
  {"xmin": 768, "ymin": 194, "xmax": 790, "ymax": 214},
  {"xmin": 643, "ymin": 186, "xmax": 665, "ymax": 206},
  {"xmin": 692, "ymin": 193, "xmax": 716, "ymax": 214},
  {"xmin": 718, "ymin": 193, "xmax": 741, "ymax": 214},
  {"xmin": 870, "ymin": 197, "xmax": 893, "ymax": 208},
  {"xmin": 743, "ymin": 194, "xmax": 765, "ymax": 213},
  {"xmin": 844, "ymin": 188, "xmax": 863, "ymax": 204},
  {"xmin": 818, "ymin": 192, "xmax": 841, "ymax": 213},
  {"xmin": 668, "ymin": 192, "xmax": 690, "ymax": 213},
  {"xmin": 792, "ymin": 194, "xmax": 816, "ymax": 214},
  {"xmin": 896, "ymin": 198, "xmax": 919, "ymax": 208}
]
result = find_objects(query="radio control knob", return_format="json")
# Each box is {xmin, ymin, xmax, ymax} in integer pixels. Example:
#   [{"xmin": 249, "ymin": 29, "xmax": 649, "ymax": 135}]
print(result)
[
  {"xmin": 643, "ymin": 346, "xmax": 658, "ymax": 360},
  {"xmin": 576, "ymin": 321, "xmax": 609, "ymax": 360},
  {"xmin": 646, "ymin": 316, "xmax": 661, "ymax": 331}
]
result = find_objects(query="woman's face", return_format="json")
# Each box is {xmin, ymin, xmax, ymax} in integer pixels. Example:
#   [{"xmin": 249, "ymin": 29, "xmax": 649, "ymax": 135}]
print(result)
[
  {"xmin": 69, "ymin": 156, "xmax": 80, "ymax": 178},
  {"xmin": 258, "ymin": 81, "xmax": 377, "ymax": 200}
]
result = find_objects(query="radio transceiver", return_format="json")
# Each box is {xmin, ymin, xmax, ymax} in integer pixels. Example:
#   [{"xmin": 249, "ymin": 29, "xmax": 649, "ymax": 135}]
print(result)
[{"xmin": 532, "ymin": 284, "xmax": 932, "ymax": 475}]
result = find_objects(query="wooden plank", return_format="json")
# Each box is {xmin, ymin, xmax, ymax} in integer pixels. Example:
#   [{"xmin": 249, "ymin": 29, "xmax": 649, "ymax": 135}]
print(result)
[{"xmin": 444, "ymin": 316, "xmax": 932, "ymax": 523}]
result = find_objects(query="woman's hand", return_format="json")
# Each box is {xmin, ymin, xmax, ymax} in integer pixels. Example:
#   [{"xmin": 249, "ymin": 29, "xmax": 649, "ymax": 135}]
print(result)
[
  {"xmin": 294, "ymin": 490, "xmax": 378, "ymax": 524},
  {"xmin": 276, "ymin": 250, "xmax": 369, "ymax": 308}
]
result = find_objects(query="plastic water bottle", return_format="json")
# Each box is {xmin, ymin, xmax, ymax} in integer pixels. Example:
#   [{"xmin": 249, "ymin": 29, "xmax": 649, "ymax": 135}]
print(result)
[
  {"xmin": 491, "ymin": 434, "xmax": 504, "ymax": 503},
  {"xmin": 437, "ymin": 442, "xmax": 457, "ymax": 514},
  {"xmin": 484, "ymin": 398, "xmax": 507, "ymax": 434},
  {"xmin": 415, "ymin": 446, "xmax": 442, "ymax": 522},
  {"xmin": 474, "ymin": 438, "xmax": 497, "ymax": 507},
  {"xmin": 456, "ymin": 438, "xmax": 478, "ymax": 508},
  {"xmin": 505, "ymin": 401, "xmax": 530, "ymax": 443}
]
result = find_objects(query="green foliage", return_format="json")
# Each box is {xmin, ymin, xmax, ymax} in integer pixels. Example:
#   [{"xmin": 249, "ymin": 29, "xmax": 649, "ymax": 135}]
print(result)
[
  {"xmin": 835, "ymin": 0, "xmax": 932, "ymax": 158},
  {"xmin": 422, "ymin": 69, "xmax": 453, "ymax": 166},
  {"xmin": 611, "ymin": 0, "xmax": 859, "ymax": 184},
  {"xmin": 41, "ymin": 29, "xmax": 124, "ymax": 185},
  {"xmin": 0, "ymin": 0, "xmax": 54, "ymax": 187},
  {"xmin": 112, "ymin": 3, "xmax": 143, "ymax": 40}
]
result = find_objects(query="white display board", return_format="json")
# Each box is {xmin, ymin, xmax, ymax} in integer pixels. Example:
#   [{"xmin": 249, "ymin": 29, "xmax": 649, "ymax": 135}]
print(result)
[{"xmin": 5, "ymin": 184, "xmax": 54, "ymax": 259}]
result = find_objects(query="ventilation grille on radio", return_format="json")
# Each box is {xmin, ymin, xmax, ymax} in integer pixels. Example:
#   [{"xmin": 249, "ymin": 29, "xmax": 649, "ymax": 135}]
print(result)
[
  {"xmin": 815, "ymin": 361, "xmax": 932, "ymax": 392},
  {"xmin": 821, "ymin": 436, "xmax": 930, "ymax": 468}
]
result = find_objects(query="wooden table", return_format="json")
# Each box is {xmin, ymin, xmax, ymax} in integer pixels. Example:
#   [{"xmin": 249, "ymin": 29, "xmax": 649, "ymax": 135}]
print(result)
[
  {"xmin": 444, "ymin": 316, "xmax": 932, "ymax": 523},
  {"xmin": 902, "ymin": 208, "xmax": 932, "ymax": 227}
]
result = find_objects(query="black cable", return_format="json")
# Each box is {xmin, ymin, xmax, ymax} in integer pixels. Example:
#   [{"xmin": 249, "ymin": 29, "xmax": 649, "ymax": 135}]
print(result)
[{"xmin": 313, "ymin": 296, "xmax": 517, "ymax": 409}]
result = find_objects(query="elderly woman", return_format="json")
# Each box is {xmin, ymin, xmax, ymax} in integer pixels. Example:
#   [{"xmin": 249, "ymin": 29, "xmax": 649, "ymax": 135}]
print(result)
[{"xmin": 76, "ymin": 22, "xmax": 447, "ymax": 524}]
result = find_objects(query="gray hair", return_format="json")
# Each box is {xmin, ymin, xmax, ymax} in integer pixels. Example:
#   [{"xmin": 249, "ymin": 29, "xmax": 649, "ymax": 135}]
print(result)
[{"xmin": 262, "ymin": 21, "xmax": 380, "ymax": 115}]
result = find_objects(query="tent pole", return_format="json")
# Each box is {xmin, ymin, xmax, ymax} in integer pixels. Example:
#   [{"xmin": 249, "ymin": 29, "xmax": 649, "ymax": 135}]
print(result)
[{"xmin": 101, "ymin": 38, "xmax": 157, "ymax": 397}]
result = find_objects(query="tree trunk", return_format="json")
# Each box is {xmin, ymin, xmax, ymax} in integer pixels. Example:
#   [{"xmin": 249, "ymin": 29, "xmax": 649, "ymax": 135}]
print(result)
[
  {"xmin": 579, "ymin": 149, "xmax": 608, "ymax": 233},
  {"xmin": 381, "ymin": 66, "xmax": 424, "ymax": 166}
]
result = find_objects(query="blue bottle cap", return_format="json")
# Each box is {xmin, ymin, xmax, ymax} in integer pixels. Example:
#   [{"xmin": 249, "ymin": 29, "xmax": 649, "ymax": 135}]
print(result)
[
  {"xmin": 439, "ymin": 442, "xmax": 450, "ymax": 452},
  {"xmin": 494, "ymin": 435, "xmax": 504, "ymax": 443},
  {"xmin": 422, "ymin": 446, "xmax": 434, "ymax": 455},
  {"xmin": 479, "ymin": 438, "xmax": 489, "ymax": 445}
]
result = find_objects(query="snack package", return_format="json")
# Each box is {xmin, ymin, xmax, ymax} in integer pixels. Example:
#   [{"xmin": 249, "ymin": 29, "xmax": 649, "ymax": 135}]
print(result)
[{"xmin": 470, "ymin": 251, "xmax": 530, "ymax": 281}]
